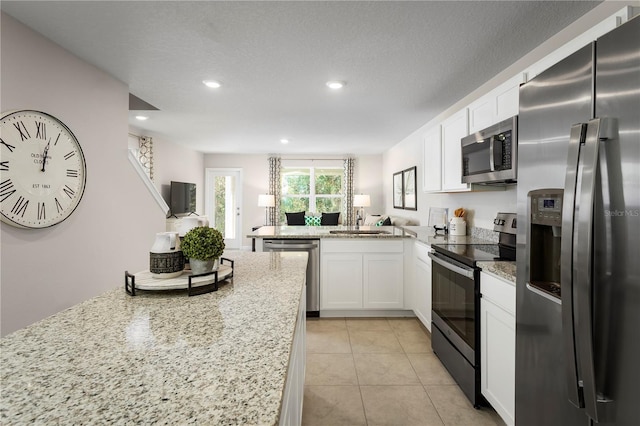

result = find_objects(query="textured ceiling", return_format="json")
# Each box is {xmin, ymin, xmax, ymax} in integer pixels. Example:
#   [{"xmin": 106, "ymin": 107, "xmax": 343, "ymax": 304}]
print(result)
[{"xmin": 1, "ymin": 1, "xmax": 601, "ymax": 154}]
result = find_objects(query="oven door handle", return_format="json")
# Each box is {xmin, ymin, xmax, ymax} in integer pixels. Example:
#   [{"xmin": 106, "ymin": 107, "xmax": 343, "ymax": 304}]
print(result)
[{"xmin": 428, "ymin": 252, "xmax": 475, "ymax": 279}]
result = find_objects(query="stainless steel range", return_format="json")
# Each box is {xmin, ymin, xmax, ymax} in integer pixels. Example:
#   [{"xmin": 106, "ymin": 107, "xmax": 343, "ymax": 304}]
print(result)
[{"xmin": 428, "ymin": 212, "xmax": 516, "ymax": 407}]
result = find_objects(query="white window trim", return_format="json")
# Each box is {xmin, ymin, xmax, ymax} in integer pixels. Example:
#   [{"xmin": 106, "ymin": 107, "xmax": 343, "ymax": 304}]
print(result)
[{"xmin": 281, "ymin": 166, "xmax": 343, "ymax": 213}]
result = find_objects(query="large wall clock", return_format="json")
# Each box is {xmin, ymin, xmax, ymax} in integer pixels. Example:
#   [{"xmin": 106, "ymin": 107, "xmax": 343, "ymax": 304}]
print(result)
[{"xmin": 0, "ymin": 110, "xmax": 87, "ymax": 229}]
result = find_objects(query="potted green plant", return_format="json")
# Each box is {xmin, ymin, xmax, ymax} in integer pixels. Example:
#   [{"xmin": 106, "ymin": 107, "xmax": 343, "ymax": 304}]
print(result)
[{"xmin": 181, "ymin": 226, "xmax": 225, "ymax": 274}]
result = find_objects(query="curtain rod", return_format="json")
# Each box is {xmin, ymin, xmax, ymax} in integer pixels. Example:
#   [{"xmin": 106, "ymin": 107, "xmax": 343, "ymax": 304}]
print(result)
[{"xmin": 280, "ymin": 158, "xmax": 351, "ymax": 161}]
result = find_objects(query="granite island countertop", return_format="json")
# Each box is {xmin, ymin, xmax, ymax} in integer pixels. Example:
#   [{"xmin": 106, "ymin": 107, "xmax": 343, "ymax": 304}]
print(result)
[{"xmin": 0, "ymin": 251, "xmax": 307, "ymax": 425}]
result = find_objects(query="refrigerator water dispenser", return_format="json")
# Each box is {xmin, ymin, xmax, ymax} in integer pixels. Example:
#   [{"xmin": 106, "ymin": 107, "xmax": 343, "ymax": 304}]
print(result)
[{"xmin": 528, "ymin": 188, "xmax": 564, "ymax": 298}]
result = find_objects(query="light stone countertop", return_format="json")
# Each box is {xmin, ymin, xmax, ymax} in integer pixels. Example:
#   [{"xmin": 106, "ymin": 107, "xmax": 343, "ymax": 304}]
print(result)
[
  {"xmin": 477, "ymin": 261, "xmax": 517, "ymax": 283},
  {"xmin": 247, "ymin": 225, "xmax": 411, "ymax": 239},
  {"xmin": 248, "ymin": 225, "xmax": 492, "ymax": 245},
  {"xmin": 401, "ymin": 226, "xmax": 493, "ymax": 246},
  {"xmin": 403, "ymin": 226, "xmax": 517, "ymax": 283},
  {"xmin": 0, "ymin": 251, "xmax": 307, "ymax": 425}
]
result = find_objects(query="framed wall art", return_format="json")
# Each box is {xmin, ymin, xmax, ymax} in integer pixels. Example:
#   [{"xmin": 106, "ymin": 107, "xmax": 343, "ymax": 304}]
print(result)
[
  {"xmin": 392, "ymin": 166, "xmax": 417, "ymax": 210},
  {"xmin": 403, "ymin": 166, "xmax": 417, "ymax": 210},
  {"xmin": 393, "ymin": 171, "xmax": 403, "ymax": 209}
]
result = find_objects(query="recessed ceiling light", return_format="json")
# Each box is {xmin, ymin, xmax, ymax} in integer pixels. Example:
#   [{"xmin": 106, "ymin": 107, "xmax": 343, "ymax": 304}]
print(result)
[
  {"xmin": 203, "ymin": 80, "xmax": 221, "ymax": 88},
  {"xmin": 280, "ymin": 139, "xmax": 290, "ymax": 144},
  {"xmin": 326, "ymin": 81, "xmax": 345, "ymax": 90},
  {"xmin": 135, "ymin": 115, "xmax": 148, "ymax": 121}
]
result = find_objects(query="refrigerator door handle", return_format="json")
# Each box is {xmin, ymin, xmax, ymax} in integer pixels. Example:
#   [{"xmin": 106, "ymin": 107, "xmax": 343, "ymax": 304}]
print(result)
[
  {"xmin": 561, "ymin": 123, "xmax": 587, "ymax": 409},
  {"xmin": 575, "ymin": 117, "xmax": 616, "ymax": 423}
]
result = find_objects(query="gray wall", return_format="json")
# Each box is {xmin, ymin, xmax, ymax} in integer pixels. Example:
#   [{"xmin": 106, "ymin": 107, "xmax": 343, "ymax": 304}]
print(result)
[{"xmin": 1, "ymin": 14, "xmax": 166, "ymax": 336}]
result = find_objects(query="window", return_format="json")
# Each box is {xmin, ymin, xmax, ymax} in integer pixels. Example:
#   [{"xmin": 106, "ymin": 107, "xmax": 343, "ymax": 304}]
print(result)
[{"xmin": 281, "ymin": 166, "xmax": 343, "ymax": 222}]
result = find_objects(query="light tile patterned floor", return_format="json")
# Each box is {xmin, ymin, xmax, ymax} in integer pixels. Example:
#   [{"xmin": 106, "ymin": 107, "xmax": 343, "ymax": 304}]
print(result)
[{"xmin": 302, "ymin": 318, "xmax": 506, "ymax": 426}]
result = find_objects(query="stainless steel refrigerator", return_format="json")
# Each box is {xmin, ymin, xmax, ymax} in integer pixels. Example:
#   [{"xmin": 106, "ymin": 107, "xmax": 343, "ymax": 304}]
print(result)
[{"xmin": 516, "ymin": 15, "xmax": 639, "ymax": 426}]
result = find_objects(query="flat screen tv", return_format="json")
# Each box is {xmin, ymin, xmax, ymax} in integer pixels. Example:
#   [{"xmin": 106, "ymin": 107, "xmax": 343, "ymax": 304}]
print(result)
[{"xmin": 170, "ymin": 181, "xmax": 196, "ymax": 216}]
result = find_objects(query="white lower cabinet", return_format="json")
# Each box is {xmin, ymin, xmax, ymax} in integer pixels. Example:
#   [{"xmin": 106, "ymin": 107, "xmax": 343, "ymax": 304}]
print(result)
[
  {"xmin": 363, "ymin": 253, "xmax": 404, "ymax": 309},
  {"xmin": 321, "ymin": 253, "xmax": 363, "ymax": 309},
  {"xmin": 279, "ymin": 285, "xmax": 306, "ymax": 426},
  {"xmin": 321, "ymin": 239, "xmax": 404, "ymax": 311},
  {"xmin": 480, "ymin": 271, "xmax": 515, "ymax": 426},
  {"xmin": 412, "ymin": 241, "xmax": 432, "ymax": 331}
]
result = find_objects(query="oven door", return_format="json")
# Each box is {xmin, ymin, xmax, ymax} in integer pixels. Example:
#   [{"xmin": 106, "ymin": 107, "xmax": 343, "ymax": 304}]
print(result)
[{"xmin": 429, "ymin": 251, "xmax": 478, "ymax": 364}]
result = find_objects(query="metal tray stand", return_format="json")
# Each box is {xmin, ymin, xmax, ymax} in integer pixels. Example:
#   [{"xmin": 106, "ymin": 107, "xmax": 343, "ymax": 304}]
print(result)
[{"xmin": 125, "ymin": 258, "xmax": 234, "ymax": 296}]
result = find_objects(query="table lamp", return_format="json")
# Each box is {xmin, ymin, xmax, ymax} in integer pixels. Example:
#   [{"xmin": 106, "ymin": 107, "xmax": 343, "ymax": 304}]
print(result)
[
  {"xmin": 258, "ymin": 194, "xmax": 275, "ymax": 225},
  {"xmin": 353, "ymin": 194, "xmax": 371, "ymax": 226}
]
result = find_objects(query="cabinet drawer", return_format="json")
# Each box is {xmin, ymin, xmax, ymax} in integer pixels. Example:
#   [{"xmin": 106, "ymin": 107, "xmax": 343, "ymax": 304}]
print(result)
[
  {"xmin": 414, "ymin": 241, "xmax": 431, "ymax": 264},
  {"xmin": 480, "ymin": 272, "xmax": 515, "ymax": 316},
  {"xmin": 322, "ymin": 239, "xmax": 403, "ymax": 253}
]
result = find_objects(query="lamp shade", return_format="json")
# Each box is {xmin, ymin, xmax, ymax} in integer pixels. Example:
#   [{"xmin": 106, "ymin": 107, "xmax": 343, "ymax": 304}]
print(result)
[
  {"xmin": 353, "ymin": 194, "xmax": 371, "ymax": 207},
  {"xmin": 258, "ymin": 194, "xmax": 275, "ymax": 207}
]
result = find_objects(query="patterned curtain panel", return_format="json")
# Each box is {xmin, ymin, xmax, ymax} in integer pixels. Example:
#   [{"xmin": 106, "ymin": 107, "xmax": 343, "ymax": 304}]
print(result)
[
  {"xmin": 138, "ymin": 136, "xmax": 154, "ymax": 181},
  {"xmin": 343, "ymin": 158, "xmax": 355, "ymax": 226},
  {"xmin": 268, "ymin": 157, "xmax": 281, "ymax": 225},
  {"xmin": 128, "ymin": 134, "xmax": 154, "ymax": 181}
]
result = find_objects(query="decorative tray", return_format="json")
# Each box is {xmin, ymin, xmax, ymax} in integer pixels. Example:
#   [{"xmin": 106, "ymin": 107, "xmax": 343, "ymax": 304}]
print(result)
[{"xmin": 125, "ymin": 258, "xmax": 234, "ymax": 296}]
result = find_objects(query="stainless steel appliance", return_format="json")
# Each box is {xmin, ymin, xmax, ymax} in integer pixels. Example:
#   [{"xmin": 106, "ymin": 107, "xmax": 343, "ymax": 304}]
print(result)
[
  {"xmin": 517, "ymin": 15, "xmax": 639, "ymax": 426},
  {"xmin": 429, "ymin": 213, "xmax": 516, "ymax": 407},
  {"xmin": 263, "ymin": 239, "xmax": 320, "ymax": 317},
  {"xmin": 461, "ymin": 116, "xmax": 518, "ymax": 185}
]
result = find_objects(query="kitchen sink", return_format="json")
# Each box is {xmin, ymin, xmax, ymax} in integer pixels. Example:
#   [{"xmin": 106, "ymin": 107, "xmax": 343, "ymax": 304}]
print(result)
[{"xmin": 329, "ymin": 230, "xmax": 391, "ymax": 235}]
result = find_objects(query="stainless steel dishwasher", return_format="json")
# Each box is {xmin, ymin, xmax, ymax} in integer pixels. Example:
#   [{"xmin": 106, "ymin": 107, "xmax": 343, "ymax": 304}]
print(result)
[{"xmin": 262, "ymin": 239, "xmax": 320, "ymax": 317}]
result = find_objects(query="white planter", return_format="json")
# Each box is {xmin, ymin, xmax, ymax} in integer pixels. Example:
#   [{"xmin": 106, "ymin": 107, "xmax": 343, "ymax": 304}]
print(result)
[{"xmin": 189, "ymin": 258, "xmax": 219, "ymax": 275}]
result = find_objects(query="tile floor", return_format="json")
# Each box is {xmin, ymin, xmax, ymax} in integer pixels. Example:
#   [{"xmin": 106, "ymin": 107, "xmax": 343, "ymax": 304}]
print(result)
[{"xmin": 302, "ymin": 317, "xmax": 505, "ymax": 426}]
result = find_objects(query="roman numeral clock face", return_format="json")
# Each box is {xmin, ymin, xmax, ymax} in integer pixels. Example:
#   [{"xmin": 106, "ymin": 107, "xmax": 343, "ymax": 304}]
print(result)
[{"xmin": 0, "ymin": 110, "xmax": 87, "ymax": 229}]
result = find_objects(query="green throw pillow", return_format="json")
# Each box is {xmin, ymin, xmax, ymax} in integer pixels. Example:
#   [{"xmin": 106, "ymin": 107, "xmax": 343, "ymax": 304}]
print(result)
[
  {"xmin": 375, "ymin": 216, "xmax": 391, "ymax": 226},
  {"xmin": 305, "ymin": 215, "xmax": 321, "ymax": 226}
]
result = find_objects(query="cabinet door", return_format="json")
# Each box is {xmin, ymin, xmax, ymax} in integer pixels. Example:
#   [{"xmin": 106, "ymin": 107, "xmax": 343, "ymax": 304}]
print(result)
[
  {"xmin": 363, "ymin": 253, "xmax": 404, "ymax": 309},
  {"xmin": 481, "ymin": 299, "xmax": 515, "ymax": 426},
  {"xmin": 321, "ymin": 253, "xmax": 363, "ymax": 310},
  {"xmin": 422, "ymin": 125, "xmax": 442, "ymax": 192},
  {"xmin": 279, "ymin": 286, "xmax": 306, "ymax": 426},
  {"xmin": 495, "ymin": 74, "xmax": 523, "ymax": 122},
  {"xmin": 468, "ymin": 97, "xmax": 495, "ymax": 134},
  {"xmin": 441, "ymin": 109, "xmax": 470, "ymax": 192},
  {"xmin": 413, "ymin": 258, "xmax": 432, "ymax": 331}
]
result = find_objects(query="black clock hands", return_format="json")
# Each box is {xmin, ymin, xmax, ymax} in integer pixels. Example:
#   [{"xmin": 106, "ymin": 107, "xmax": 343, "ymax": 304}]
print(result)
[{"xmin": 41, "ymin": 138, "xmax": 51, "ymax": 172}]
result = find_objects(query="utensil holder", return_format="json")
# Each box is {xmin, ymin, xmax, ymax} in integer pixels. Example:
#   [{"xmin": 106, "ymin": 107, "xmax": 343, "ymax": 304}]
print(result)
[{"xmin": 450, "ymin": 217, "xmax": 466, "ymax": 236}]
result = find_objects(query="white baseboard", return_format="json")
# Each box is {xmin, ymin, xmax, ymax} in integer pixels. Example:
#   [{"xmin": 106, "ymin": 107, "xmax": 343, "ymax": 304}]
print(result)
[{"xmin": 319, "ymin": 310, "xmax": 416, "ymax": 318}]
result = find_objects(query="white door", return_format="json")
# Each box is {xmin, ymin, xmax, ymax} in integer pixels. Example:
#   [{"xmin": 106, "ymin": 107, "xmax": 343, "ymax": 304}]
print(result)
[{"xmin": 205, "ymin": 168, "xmax": 242, "ymax": 249}]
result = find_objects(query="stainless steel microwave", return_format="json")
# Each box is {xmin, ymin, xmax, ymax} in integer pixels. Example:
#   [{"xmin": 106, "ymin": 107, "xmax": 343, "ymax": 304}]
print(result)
[{"xmin": 461, "ymin": 116, "xmax": 517, "ymax": 185}]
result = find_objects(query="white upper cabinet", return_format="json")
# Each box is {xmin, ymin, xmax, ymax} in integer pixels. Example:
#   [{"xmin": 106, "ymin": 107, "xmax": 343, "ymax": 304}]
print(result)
[
  {"xmin": 441, "ymin": 108, "xmax": 470, "ymax": 192},
  {"xmin": 526, "ymin": 7, "xmax": 632, "ymax": 80},
  {"xmin": 422, "ymin": 125, "xmax": 442, "ymax": 192},
  {"xmin": 495, "ymin": 76, "xmax": 521, "ymax": 122},
  {"xmin": 417, "ymin": 7, "xmax": 633, "ymax": 196},
  {"xmin": 468, "ymin": 74, "xmax": 524, "ymax": 134},
  {"xmin": 468, "ymin": 97, "xmax": 494, "ymax": 135}
]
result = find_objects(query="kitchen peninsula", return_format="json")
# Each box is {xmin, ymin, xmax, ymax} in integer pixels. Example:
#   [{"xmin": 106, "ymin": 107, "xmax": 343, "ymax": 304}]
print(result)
[
  {"xmin": 248, "ymin": 225, "xmax": 413, "ymax": 239},
  {"xmin": 0, "ymin": 251, "xmax": 307, "ymax": 425}
]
